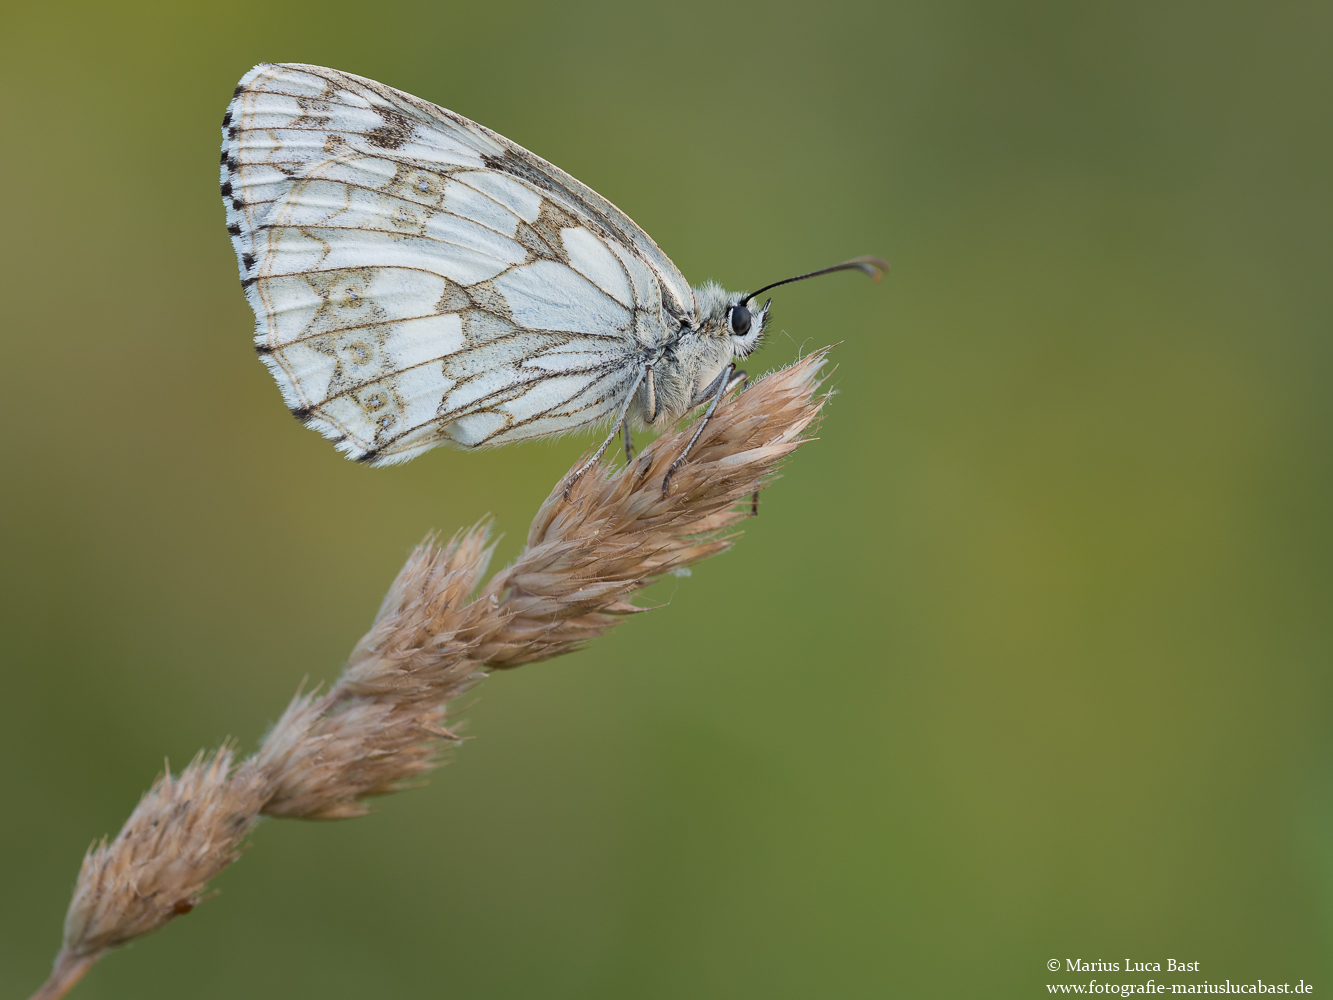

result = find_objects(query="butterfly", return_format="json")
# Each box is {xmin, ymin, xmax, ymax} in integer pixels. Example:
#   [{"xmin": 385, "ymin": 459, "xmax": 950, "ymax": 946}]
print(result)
[{"xmin": 221, "ymin": 63, "xmax": 885, "ymax": 492}]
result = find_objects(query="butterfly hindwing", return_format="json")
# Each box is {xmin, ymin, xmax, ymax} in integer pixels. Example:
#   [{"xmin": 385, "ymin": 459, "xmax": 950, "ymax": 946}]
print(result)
[{"xmin": 223, "ymin": 63, "xmax": 689, "ymax": 464}]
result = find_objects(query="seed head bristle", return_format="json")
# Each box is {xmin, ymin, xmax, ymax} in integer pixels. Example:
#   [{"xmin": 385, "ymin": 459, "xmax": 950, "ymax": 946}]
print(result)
[{"xmin": 31, "ymin": 349, "xmax": 831, "ymax": 1000}]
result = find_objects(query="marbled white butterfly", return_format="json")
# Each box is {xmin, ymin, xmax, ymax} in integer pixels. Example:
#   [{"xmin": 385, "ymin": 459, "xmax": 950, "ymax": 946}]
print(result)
[{"xmin": 221, "ymin": 63, "xmax": 885, "ymax": 491}]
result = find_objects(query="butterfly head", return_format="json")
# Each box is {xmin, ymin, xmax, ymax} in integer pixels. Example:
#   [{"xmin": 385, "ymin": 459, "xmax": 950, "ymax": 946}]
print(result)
[
  {"xmin": 692, "ymin": 282, "xmax": 771, "ymax": 360},
  {"xmin": 690, "ymin": 257, "xmax": 889, "ymax": 362}
]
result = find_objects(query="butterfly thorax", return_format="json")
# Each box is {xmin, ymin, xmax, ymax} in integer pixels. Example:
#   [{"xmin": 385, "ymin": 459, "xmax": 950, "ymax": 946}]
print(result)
[{"xmin": 632, "ymin": 282, "xmax": 768, "ymax": 430}]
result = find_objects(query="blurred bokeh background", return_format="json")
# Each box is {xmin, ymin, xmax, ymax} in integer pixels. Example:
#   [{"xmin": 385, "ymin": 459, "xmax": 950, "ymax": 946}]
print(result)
[{"xmin": 3, "ymin": 1, "xmax": 1330, "ymax": 996}]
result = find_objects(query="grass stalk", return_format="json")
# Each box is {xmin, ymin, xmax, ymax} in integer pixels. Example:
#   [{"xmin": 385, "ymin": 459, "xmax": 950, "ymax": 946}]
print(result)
[{"xmin": 28, "ymin": 350, "xmax": 830, "ymax": 999}]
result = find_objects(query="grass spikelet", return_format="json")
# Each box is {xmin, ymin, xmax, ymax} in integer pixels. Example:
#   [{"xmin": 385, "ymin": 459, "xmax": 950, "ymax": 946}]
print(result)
[{"xmin": 28, "ymin": 349, "xmax": 830, "ymax": 1000}]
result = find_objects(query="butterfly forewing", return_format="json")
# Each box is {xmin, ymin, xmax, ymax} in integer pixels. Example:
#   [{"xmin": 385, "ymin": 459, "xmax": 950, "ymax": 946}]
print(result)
[{"xmin": 223, "ymin": 63, "xmax": 691, "ymax": 464}]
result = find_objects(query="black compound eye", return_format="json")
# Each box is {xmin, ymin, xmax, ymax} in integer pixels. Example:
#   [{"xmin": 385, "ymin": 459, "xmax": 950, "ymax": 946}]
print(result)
[{"xmin": 729, "ymin": 304, "xmax": 752, "ymax": 337}]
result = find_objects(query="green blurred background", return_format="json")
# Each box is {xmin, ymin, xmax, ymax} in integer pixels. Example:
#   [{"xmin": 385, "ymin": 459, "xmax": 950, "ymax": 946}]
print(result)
[{"xmin": 3, "ymin": 1, "xmax": 1330, "ymax": 996}]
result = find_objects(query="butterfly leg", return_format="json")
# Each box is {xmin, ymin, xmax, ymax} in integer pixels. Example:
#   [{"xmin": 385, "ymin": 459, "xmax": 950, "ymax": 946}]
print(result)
[
  {"xmin": 661, "ymin": 363, "xmax": 735, "ymax": 496},
  {"xmin": 725, "ymin": 370, "xmax": 760, "ymax": 515},
  {"xmin": 563, "ymin": 364, "xmax": 649, "ymax": 501},
  {"xmin": 622, "ymin": 415, "xmax": 635, "ymax": 462}
]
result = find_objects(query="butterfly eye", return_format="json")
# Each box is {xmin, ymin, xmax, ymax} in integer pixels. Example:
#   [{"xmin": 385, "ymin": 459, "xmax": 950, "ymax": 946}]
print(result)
[{"xmin": 729, "ymin": 304, "xmax": 752, "ymax": 338}]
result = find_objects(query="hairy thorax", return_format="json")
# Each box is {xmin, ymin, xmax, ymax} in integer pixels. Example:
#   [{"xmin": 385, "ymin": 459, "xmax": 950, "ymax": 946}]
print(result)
[
  {"xmin": 635, "ymin": 334, "xmax": 733, "ymax": 429},
  {"xmin": 628, "ymin": 281, "xmax": 750, "ymax": 430}
]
